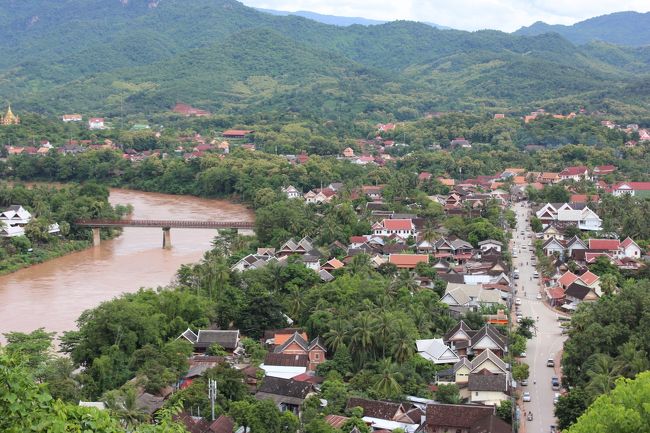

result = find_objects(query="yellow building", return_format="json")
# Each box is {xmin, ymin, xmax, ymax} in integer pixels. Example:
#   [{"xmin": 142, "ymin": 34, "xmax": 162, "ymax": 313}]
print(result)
[{"xmin": 1, "ymin": 104, "xmax": 20, "ymax": 126}]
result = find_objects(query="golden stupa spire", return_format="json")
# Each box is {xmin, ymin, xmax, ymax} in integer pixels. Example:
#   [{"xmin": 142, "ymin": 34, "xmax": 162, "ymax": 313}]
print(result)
[{"xmin": 2, "ymin": 102, "xmax": 20, "ymax": 126}]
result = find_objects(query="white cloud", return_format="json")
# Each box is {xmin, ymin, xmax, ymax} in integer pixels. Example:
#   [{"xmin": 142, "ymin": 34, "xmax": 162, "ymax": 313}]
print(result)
[{"xmin": 241, "ymin": 0, "xmax": 650, "ymax": 31}]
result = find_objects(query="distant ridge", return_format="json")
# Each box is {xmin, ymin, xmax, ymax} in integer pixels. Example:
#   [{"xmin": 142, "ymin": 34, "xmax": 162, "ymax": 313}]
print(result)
[
  {"xmin": 515, "ymin": 11, "xmax": 650, "ymax": 47},
  {"xmin": 255, "ymin": 7, "xmax": 451, "ymax": 29}
]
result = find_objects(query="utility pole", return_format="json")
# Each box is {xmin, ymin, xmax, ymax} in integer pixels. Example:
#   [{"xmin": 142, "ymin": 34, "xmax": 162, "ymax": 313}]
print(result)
[{"xmin": 208, "ymin": 378, "xmax": 217, "ymax": 421}]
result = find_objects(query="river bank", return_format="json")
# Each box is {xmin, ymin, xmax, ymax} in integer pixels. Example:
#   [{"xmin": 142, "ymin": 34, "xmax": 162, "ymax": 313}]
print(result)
[
  {"xmin": 0, "ymin": 239, "xmax": 90, "ymax": 276},
  {"xmin": 0, "ymin": 188, "xmax": 254, "ymax": 338}
]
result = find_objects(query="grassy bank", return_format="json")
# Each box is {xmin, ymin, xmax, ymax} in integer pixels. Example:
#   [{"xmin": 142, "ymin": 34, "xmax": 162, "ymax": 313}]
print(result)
[{"xmin": 0, "ymin": 239, "xmax": 91, "ymax": 275}]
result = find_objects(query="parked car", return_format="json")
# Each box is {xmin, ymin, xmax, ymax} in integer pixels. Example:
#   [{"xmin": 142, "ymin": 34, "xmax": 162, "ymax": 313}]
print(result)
[
  {"xmin": 553, "ymin": 393, "xmax": 560, "ymax": 404},
  {"xmin": 552, "ymin": 377, "xmax": 560, "ymax": 390},
  {"xmin": 523, "ymin": 392, "xmax": 531, "ymax": 402},
  {"xmin": 516, "ymin": 298, "xmax": 522, "ymax": 305},
  {"xmin": 536, "ymin": 293, "xmax": 542, "ymax": 300},
  {"xmin": 547, "ymin": 358, "xmax": 555, "ymax": 367},
  {"xmin": 520, "ymin": 379, "xmax": 528, "ymax": 386},
  {"xmin": 533, "ymin": 271, "xmax": 539, "ymax": 278}
]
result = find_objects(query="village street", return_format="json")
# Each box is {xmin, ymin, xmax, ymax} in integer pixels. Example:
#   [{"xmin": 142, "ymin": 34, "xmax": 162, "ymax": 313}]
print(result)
[{"xmin": 511, "ymin": 201, "xmax": 567, "ymax": 433}]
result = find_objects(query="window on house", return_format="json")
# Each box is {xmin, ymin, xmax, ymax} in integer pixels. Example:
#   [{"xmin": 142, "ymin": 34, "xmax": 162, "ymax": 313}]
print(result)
[
  {"xmin": 475, "ymin": 392, "xmax": 479, "ymax": 396},
  {"xmin": 314, "ymin": 353, "xmax": 320, "ymax": 360}
]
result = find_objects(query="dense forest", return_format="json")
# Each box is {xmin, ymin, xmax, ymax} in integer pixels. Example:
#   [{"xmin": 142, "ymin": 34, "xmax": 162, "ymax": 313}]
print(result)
[{"xmin": 1, "ymin": 0, "xmax": 650, "ymax": 119}]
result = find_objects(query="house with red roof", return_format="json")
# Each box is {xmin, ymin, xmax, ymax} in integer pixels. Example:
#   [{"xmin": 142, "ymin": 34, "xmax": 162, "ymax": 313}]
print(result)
[
  {"xmin": 610, "ymin": 182, "xmax": 650, "ymax": 198},
  {"xmin": 620, "ymin": 237, "xmax": 642, "ymax": 259},
  {"xmin": 418, "ymin": 172, "xmax": 433, "ymax": 182},
  {"xmin": 389, "ymin": 254, "xmax": 429, "ymax": 269},
  {"xmin": 592, "ymin": 165, "xmax": 616, "ymax": 178},
  {"xmin": 222, "ymin": 129, "xmax": 254, "ymax": 139},
  {"xmin": 569, "ymin": 194, "xmax": 600, "ymax": 204},
  {"xmin": 372, "ymin": 219, "xmax": 416, "ymax": 238},
  {"xmin": 559, "ymin": 166, "xmax": 589, "ymax": 181},
  {"xmin": 173, "ymin": 103, "xmax": 210, "ymax": 117},
  {"xmin": 88, "ymin": 117, "xmax": 105, "ymax": 130}
]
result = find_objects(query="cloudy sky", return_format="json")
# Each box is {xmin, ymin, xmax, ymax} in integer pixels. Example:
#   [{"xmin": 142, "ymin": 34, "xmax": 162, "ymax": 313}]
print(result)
[{"xmin": 241, "ymin": 0, "xmax": 650, "ymax": 32}]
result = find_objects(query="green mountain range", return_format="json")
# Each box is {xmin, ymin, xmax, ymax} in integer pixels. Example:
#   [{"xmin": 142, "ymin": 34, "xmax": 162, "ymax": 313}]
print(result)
[
  {"xmin": 1, "ymin": 0, "xmax": 650, "ymax": 119},
  {"xmin": 515, "ymin": 11, "xmax": 650, "ymax": 47}
]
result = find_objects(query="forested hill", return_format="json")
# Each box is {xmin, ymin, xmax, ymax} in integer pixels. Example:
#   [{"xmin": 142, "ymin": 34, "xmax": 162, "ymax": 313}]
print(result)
[
  {"xmin": 2, "ymin": 0, "xmax": 650, "ymax": 118},
  {"xmin": 515, "ymin": 11, "xmax": 650, "ymax": 47}
]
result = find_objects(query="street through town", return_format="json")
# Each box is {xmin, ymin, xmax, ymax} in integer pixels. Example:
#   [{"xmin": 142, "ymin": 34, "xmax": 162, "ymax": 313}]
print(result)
[{"xmin": 511, "ymin": 201, "xmax": 567, "ymax": 433}]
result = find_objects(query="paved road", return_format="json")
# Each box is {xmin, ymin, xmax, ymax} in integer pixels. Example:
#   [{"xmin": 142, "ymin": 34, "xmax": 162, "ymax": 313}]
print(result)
[{"xmin": 510, "ymin": 201, "xmax": 567, "ymax": 433}]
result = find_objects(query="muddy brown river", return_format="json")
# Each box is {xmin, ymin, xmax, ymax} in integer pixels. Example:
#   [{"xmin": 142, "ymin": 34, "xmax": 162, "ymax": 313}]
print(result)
[{"xmin": 0, "ymin": 188, "xmax": 253, "ymax": 339}]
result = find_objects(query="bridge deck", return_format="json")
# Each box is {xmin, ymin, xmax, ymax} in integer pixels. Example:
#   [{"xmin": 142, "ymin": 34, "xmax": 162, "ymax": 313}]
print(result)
[{"xmin": 76, "ymin": 219, "xmax": 255, "ymax": 229}]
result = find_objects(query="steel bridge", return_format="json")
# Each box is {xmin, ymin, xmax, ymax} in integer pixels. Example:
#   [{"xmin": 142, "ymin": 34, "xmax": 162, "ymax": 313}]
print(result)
[{"xmin": 76, "ymin": 219, "xmax": 255, "ymax": 249}]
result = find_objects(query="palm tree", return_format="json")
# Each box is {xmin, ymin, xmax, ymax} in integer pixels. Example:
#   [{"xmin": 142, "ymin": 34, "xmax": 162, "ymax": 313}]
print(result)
[
  {"xmin": 615, "ymin": 341, "xmax": 650, "ymax": 379},
  {"xmin": 349, "ymin": 313, "xmax": 375, "ymax": 365},
  {"xmin": 373, "ymin": 358, "xmax": 403, "ymax": 398},
  {"xmin": 599, "ymin": 274, "xmax": 618, "ymax": 296},
  {"xmin": 373, "ymin": 312, "xmax": 393, "ymax": 359},
  {"xmin": 391, "ymin": 321, "xmax": 415, "ymax": 363},
  {"xmin": 324, "ymin": 317, "xmax": 350, "ymax": 353},
  {"xmin": 104, "ymin": 387, "xmax": 148, "ymax": 429},
  {"xmin": 585, "ymin": 353, "xmax": 619, "ymax": 395},
  {"xmin": 286, "ymin": 286, "xmax": 305, "ymax": 320}
]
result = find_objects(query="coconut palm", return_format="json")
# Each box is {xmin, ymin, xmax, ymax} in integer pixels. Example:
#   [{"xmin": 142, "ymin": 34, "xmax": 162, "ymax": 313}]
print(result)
[
  {"xmin": 373, "ymin": 311, "xmax": 394, "ymax": 359},
  {"xmin": 349, "ymin": 313, "xmax": 375, "ymax": 365},
  {"xmin": 585, "ymin": 353, "xmax": 619, "ymax": 395},
  {"xmin": 391, "ymin": 321, "xmax": 415, "ymax": 363},
  {"xmin": 324, "ymin": 317, "xmax": 350, "ymax": 353},
  {"xmin": 373, "ymin": 358, "xmax": 403, "ymax": 398},
  {"xmin": 615, "ymin": 341, "xmax": 650, "ymax": 379}
]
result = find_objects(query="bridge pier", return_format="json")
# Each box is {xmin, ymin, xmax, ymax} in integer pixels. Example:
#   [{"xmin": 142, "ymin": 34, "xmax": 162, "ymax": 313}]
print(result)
[
  {"xmin": 162, "ymin": 227, "xmax": 171, "ymax": 249},
  {"xmin": 92, "ymin": 227, "xmax": 101, "ymax": 247}
]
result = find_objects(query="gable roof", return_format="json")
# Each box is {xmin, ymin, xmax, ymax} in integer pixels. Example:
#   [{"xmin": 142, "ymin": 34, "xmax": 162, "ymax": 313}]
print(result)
[
  {"xmin": 578, "ymin": 270, "xmax": 599, "ymax": 286},
  {"xmin": 443, "ymin": 320, "xmax": 473, "ymax": 342},
  {"xmin": 588, "ymin": 239, "xmax": 620, "ymax": 250},
  {"xmin": 346, "ymin": 397, "xmax": 404, "ymax": 420},
  {"xmin": 468, "ymin": 372, "xmax": 508, "ymax": 392},
  {"xmin": 416, "ymin": 338, "xmax": 460, "ymax": 364},
  {"xmin": 470, "ymin": 348, "xmax": 508, "ymax": 373},
  {"xmin": 257, "ymin": 376, "xmax": 314, "ymax": 399},
  {"xmin": 180, "ymin": 328, "xmax": 198, "ymax": 343},
  {"xmin": 263, "ymin": 353, "xmax": 309, "ymax": 367},
  {"xmin": 565, "ymin": 282, "xmax": 592, "ymax": 300},
  {"xmin": 560, "ymin": 166, "xmax": 588, "ymax": 176},
  {"xmin": 382, "ymin": 219, "xmax": 414, "ymax": 231},
  {"xmin": 620, "ymin": 237, "xmax": 639, "ymax": 249},
  {"xmin": 424, "ymin": 404, "xmax": 495, "ymax": 430},
  {"xmin": 389, "ymin": 254, "xmax": 429, "ymax": 268},
  {"xmin": 274, "ymin": 331, "xmax": 309, "ymax": 353},
  {"xmin": 196, "ymin": 330, "xmax": 240, "ymax": 350},
  {"xmin": 470, "ymin": 324, "xmax": 506, "ymax": 352},
  {"xmin": 558, "ymin": 271, "xmax": 579, "ymax": 287}
]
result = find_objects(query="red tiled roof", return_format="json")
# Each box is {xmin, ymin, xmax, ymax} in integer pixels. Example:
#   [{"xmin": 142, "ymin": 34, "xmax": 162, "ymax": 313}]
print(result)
[
  {"xmin": 579, "ymin": 270, "xmax": 599, "ymax": 286},
  {"xmin": 585, "ymin": 252, "xmax": 611, "ymax": 264},
  {"xmin": 222, "ymin": 129, "xmax": 254, "ymax": 136},
  {"xmin": 382, "ymin": 219, "xmax": 413, "ymax": 230},
  {"xmin": 560, "ymin": 166, "xmax": 588, "ymax": 176},
  {"xmin": 418, "ymin": 172, "xmax": 433, "ymax": 181},
  {"xmin": 547, "ymin": 287, "xmax": 565, "ymax": 299},
  {"xmin": 558, "ymin": 271, "xmax": 579, "ymax": 287},
  {"xmin": 389, "ymin": 254, "xmax": 429, "ymax": 268},
  {"xmin": 593, "ymin": 165, "xmax": 616, "ymax": 173},
  {"xmin": 612, "ymin": 182, "xmax": 650, "ymax": 191},
  {"xmin": 570, "ymin": 194, "xmax": 599, "ymax": 203},
  {"xmin": 325, "ymin": 415, "xmax": 350, "ymax": 429},
  {"xmin": 350, "ymin": 236, "xmax": 367, "ymax": 243},
  {"xmin": 620, "ymin": 237, "xmax": 637, "ymax": 248},
  {"xmin": 588, "ymin": 239, "xmax": 620, "ymax": 251}
]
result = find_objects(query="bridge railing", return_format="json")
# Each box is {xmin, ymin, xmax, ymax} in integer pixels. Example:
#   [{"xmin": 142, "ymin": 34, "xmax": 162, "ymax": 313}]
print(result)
[{"xmin": 75, "ymin": 219, "xmax": 255, "ymax": 229}]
